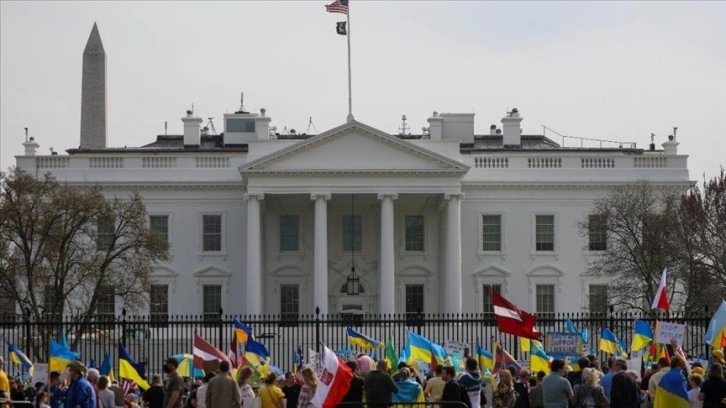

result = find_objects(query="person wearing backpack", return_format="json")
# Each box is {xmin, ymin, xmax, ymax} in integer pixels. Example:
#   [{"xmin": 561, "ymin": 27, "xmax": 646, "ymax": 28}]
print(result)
[
  {"xmin": 442, "ymin": 366, "xmax": 471, "ymax": 407},
  {"xmin": 571, "ymin": 368, "xmax": 607, "ymax": 408}
]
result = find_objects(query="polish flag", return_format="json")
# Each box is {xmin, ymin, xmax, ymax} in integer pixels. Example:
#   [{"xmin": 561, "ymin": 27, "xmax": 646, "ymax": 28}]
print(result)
[
  {"xmin": 311, "ymin": 346, "xmax": 353, "ymax": 408},
  {"xmin": 492, "ymin": 290, "xmax": 541, "ymax": 340},
  {"xmin": 193, "ymin": 334, "xmax": 231, "ymax": 369},
  {"xmin": 651, "ymin": 267, "xmax": 670, "ymax": 311}
]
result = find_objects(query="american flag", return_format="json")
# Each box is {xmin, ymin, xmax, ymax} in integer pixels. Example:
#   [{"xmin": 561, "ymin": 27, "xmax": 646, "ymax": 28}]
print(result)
[
  {"xmin": 120, "ymin": 378, "xmax": 136, "ymax": 394},
  {"xmin": 325, "ymin": 0, "xmax": 348, "ymax": 15}
]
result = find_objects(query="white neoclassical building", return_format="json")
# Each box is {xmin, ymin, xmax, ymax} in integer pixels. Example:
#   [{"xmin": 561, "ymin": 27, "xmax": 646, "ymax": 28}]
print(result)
[{"xmin": 11, "ymin": 25, "xmax": 692, "ymax": 318}]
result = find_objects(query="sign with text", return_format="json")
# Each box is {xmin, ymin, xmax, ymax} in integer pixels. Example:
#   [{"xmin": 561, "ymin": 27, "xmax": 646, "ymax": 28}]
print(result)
[
  {"xmin": 445, "ymin": 340, "xmax": 468, "ymax": 356},
  {"xmin": 545, "ymin": 332, "xmax": 583, "ymax": 359},
  {"xmin": 654, "ymin": 321, "xmax": 686, "ymax": 346},
  {"xmin": 32, "ymin": 363, "xmax": 48, "ymax": 384}
]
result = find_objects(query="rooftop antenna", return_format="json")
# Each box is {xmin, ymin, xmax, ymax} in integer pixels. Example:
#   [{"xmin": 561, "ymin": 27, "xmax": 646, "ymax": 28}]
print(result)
[
  {"xmin": 236, "ymin": 91, "xmax": 248, "ymax": 114},
  {"xmin": 191, "ymin": 103, "xmax": 194, "ymax": 114},
  {"xmin": 205, "ymin": 117, "xmax": 217, "ymax": 135},
  {"xmin": 306, "ymin": 117, "xmax": 318, "ymax": 134},
  {"xmin": 398, "ymin": 114, "xmax": 410, "ymax": 135},
  {"xmin": 164, "ymin": 121, "xmax": 168, "ymax": 135},
  {"xmin": 24, "ymin": 127, "xmax": 28, "ymax": 142},
  {"xmin": 673, "ymin": 127, "xmax": 678, "ymax": 141},
  {"xmin": 650, "ymin": 133, "xmax": 655, "ymax": 144}
]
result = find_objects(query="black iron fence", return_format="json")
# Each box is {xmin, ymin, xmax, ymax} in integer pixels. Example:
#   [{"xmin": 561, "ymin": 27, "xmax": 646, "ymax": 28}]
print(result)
[{"xmin": 0, "ymin": 310, "xmax": 712, "ymax": 379}]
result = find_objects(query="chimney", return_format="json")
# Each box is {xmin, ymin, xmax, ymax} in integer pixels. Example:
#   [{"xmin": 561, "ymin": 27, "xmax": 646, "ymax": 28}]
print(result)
[
  {"xmin": 427, "ymin": 111, "xmax": 443, "ymax": 140},
  {"xmin": 23, "ymin": 136, "xmax": 39, "ymax": 156},
  {"xmin": 490, "ymin": 124, "xmax": 497, "ymax": 136},
  {"xmin": 662, "ymin": 135, "xmax": 679, "ymax": 155},
  {"xmin": 254, "ymin": 108, "xmax": 271, "ymax": 140},
  {"xmin": 501, "ymin": 108, "xmax": 523, "ymax": 147},
  {"xmin": 182, "ymin": 110, "xmax": 202, "ymax": 147}
]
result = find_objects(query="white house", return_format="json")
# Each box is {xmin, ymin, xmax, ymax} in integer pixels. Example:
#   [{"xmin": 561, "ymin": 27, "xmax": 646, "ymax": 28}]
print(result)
[{"xmin": 11, "ymin": 25, "xmax": 692, "ymax": 318}]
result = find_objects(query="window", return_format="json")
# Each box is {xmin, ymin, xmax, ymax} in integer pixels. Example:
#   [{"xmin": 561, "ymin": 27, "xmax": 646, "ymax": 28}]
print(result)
[
  {"xmin": 96, "ymin": 216, "xmax": 115, "ymax": 250},
  {"xmin": 203, "ymin": 285, "xmax": 222, "ymax": 321},
  {"xmin": 536, "ymin": 284, "xmax": 555, "ymax": 316},
  {"xmin": 482, "ymin": 284, "xmax": 502, "ymax": 315},
  {"xmin": 150, "ymin": 215, "xmax": 169, "ymax": 243},
  {"xmin": 150, "ymin": 284, "xmax": 169, "ymax": 322},
  {"xmin": 405, "ymin": 284, "xmax": 425, "ymax": 314},
  {"xmin": 279, "ymin": 215, "xmax": 300, "ymax": 252},
  {"xmin": 588, "ymin": 215, "xmax": 607, "ymax": 251},
  {"xmin": 342, "ymin": 215, "xmax": 362, "ymax": 252},
  {"xmin": 405, "ymin": 215, "xmax": 424, "ymax": 252},
  {"xmin": 481, "ymin": 215, "xmax": 502, "ymax": 251},
  {"xmin": 202, "ymin": 215, "xmax": 222, "ymax": 252},
  {"xmin": 535, "ymin": 215, "xmax": 555, "ymax": 251},
  {"xmin": 226, "ymin": 118, "xmax": 256, "ymax": 133},
  {"xmin": 280, "ymin": 284, "xmax": 300, "ymax": 325},
  {"xmin": 589, "ymin": 284, "xmax": 608, "ymax": 315},
  {"xmin": 43, "ymin": 286, "xmax": 60, "ymax": 320},
  {"xmin": 96, "ymin": 285, "xmax": 115, "ymax": 321},
  {"xmin": 0, "ymin": 295, "xmax": 16, "ymax": 322}
]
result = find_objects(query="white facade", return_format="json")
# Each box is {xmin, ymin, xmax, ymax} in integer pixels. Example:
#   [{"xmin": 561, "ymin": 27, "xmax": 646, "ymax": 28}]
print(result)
[{"xmin": 14, "ymin": 108, "xmax": 692, "ymax": 317}]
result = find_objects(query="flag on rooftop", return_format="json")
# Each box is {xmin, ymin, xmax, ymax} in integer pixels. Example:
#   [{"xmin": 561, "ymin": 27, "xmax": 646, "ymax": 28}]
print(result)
[
  {"xmin": 347, "ymin": 327, "xmax": 382, "ymax": 349},
  {"xmin": 325, "ymin": 0, "xmax": 349, "ymax": 15},
  {"xmin": 705, "ymin": 300, "xmax": 726, "ymax": 349},
  {"xmin": 651, "ymin": 267, "xmax": 670, "ymax": 311},
  {"xmin": 492, "ymin": 290, "xmax": 541, "ymax": 340}
]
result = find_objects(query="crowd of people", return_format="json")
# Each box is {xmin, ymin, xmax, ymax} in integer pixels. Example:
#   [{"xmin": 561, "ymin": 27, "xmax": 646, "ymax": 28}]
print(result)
[{"xmin": 2, "ymin": 349, "xmax": 726, "ymax": 408}]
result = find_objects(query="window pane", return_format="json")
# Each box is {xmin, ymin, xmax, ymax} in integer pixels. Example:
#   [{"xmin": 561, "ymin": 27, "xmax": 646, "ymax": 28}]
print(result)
[
  {"xmin": 0, "ymin": 295, "xmax": 16, "ymax": 322},
  {"xmin": 342, "ymin": 215, "xmax": 362, "ymax": 252},
  {"xmin": 227, "ymin": 118, "xmax": 256, "ymax": 133},
  {"xmin": 44, "ymin": 286, "xmax": 60, "ymax": 320},
  {"xmin": 536, "ymin": 284, "xmax": 555, "ymax": 316},
  {"xmin": 202, "ymin": 215, "xmax": 222, "ymax": 252},
  {"xmin": 482, "ymin": 284, "xmax": 502, "ymax": 315},
  {"xmin": 536, "ymin": 215, "xmax": 555, "ymax": 251},
  {"xmin": 203, "ymin": 285, "xmax": 222, "ymax": 320},
  {"xmin": 97, "ymin": 286, "xmax": 115, "ymax": 320},
  {"xmin": 481, "ymin": 215, "xmax": 502, "ymax": 251},
  {"xmin": 96, "ymin": 216, "xmax": 115, "ymax": 250},
  {"xmin": 405, "ymin": 284, "xmax": 425, "ymax": 314},
  {"xmin": 589, "ymin": 284, "xmax": 608, "ymax": 315},
  {"xmin": 150, "ymin": 284, "xmax": 169, "ymax": 317},
  {"xmin": 405, "ymin": 215, "xmax": 424, "ymax": 252},
  {"xmin": 280, "ymin": 284, "xmax": 299, "ymax": 316},
  {"xmin": 279, "ymin": 215, "xmax": 300, "ymax": 252},
  {"xmin": 150, "ymin": 215, "xmax": 169, "ymax": 243},
  {"xmin": 588, "ymin": 215, "xmax": 607, "ymax": 251}
]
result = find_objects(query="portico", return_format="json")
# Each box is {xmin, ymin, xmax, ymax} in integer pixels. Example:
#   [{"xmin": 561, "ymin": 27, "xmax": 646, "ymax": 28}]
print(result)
[{"xmin": 239, "ymin": 121, "xmax": 469, "ymax": 315}]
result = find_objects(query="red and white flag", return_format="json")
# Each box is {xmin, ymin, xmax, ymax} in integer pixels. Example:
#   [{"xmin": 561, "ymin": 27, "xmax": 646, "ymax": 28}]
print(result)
[
  {"xmin": 228, "ymin": 330, "xmax": 238, "ymax": 369},
  {"xmin": 492, "ymin": 290, "xmax": 541, "ymax": 340},
  {"xmin": 651, "ymin": 267, "xmax": 670, "ymax": 311},
  {"xmin": 311, "ymin": 346, "xmax": 353, "ymax": 408},
  {"xmin": 193, "ymin": 334, "xmax": 231, "ymax": 369}
]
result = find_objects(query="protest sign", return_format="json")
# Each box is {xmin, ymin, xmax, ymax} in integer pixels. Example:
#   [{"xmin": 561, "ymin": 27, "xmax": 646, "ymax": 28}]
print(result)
[
  {"xmin": 445, "ymin": 340, "xmax": 467, "ymax": 356},
  {"xmin": 654, "ymin": 321, "xmax": 686, "ymax": 346},
  {"xmin": 32, "ymin": 363, "xmax": 48, "ymax": 384},
  {"xmin": 545, "ymin": 332, "xmax": 583, "ymax": 359}
]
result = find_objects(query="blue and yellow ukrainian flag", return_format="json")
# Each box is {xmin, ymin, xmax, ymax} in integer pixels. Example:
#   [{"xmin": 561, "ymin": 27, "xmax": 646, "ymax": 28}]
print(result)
[
  {"xmin": 233, "ymin": 318, "xmax": 254, "ymax": 343},
  {"xmin": 118, "ymin": 343, "xmax": 150, "ymax": 390},
  {"xmin": 244, "ymin": 338, "xmax": 270, "ymax": 366},
  {"xmin": 347, "ymin": 327, "xmax": 382, "ymax": 349},
  {"xmin": 565, "ymin": 319, "xmax": 589, "ymax": 346},
  {"xmin": 7, "ymin": 342, "xmax": 33, "ymax": 376},
  {"xmin": 50, "ymin": 338, "xmax": 80, "ymax": 373},
  {"xmin": 599, "ymin": 328, "xmax": 626, "ymax": 356},
  {"xmin": 631, "ymin": 319, "xmax": 654, "ymax": 351},
  {"xmin": 99, "ymin": 351, "xmax": 115, "ymax": 382},
  {"xmin": 653, "ymin": 369, "xmax": 690, "ymax": 408},
  {"xmin": 476, "ymin": 345, "xmax": 494, "ymax": 372},
  {"xmin": 705, "ymin": 300, "xmax": 726, "ymax": 349},
  {"xmin": 404, "ymin": 331, "xmax": 447, "ymax": 367},
  {"xmin": 530, "ymin": 346, "xmax": 551, "ymax": 375}
]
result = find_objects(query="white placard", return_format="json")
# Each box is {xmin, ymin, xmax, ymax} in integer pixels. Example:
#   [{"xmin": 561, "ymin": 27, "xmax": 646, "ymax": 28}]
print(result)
[
  {"xmin": 654, "ymin": 321, "xmax": 686, "ymax": 346},
  {"xmin": 445, "ymin": 340, "xmax": 467, "ymax": 356},
  {"xmin": 33, "ymin": 363, "xmax": 49, "ymax": 384},
  {"xmin": 627, "ymin": 350, "xmax": 643, "ymax": 375}
]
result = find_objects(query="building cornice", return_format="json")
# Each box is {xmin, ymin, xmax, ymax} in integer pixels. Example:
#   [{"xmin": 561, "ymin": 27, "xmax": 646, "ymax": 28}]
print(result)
[
  {"xmin": 461, "ymin": 180, "xmax": 696, "ymax": 190},
  {"xmin": 242, "ymin": 168, "xmax": 468, "ymax": 177}
]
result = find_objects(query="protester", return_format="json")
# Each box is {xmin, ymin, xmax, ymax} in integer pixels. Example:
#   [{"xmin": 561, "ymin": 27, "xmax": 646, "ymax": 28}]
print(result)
[
  {"xmin": 282, "ymin": 372, "xmax": 301, "ymax": 408},
  {"xmin": 608, "ymin": 359, "xmax": 639, "ymax": 408},
  {"xmin": 687, "ymin": 373, "xmax": 703, "ymax": 408},
  {"xmin": 364, "ymin": 360, "xmax": 398, "ymax": 408},
  {"xmin": 493, "ymin": 369, "xmax": 517, "ymax": 408},
  {"xmin": 648, "ymin": 357, "xmax": 671, "ymax": 408},
  {"xmin": 357, "ymin": 354, "xmax": 374, "ymax": 375},
  {"xmin": 392, "ymin": 367, "xmax": 424, "ymax": 406},
  {"xmin": 542, "ymin": 359, "xmax": 573, "ymax": 408},
  {"xmin": 65, "ymin": 361, "xmax": 97, "ymax": 408},
  {"xmin": 424, "ymin": 365, "xmax": 445, "ymax": 402},
  {"xmin": 236, "ymin": 367, "xmax": 256, "ymax": 399},
  {"xmin": 195, "ymin": 373, "xmax": 213, "ymax": 408},
  {"xmin": 181, "ymin": 391, "xmax": 196, "ymax": 408},
  {"xmin": 0, "ymin": 357, "xmax": 8, "ymax": 405},
  {"xmin": 458, "ymin": 358, "xmax": 483, "ymax": 408},
  {"xmin": 571, "ymin": 367, "xmax": 607, "ymax": 408},
  {"xmin": 205, "ymin": 361, "xmax": 240, "ymax": 408},
  {"xmin": 514, "ymin": 369, "xmax": 530, "ymax": 408},
  {"xmin": 296, "ymin": 368, "xmax": 318, "ymax": 408},
  {"xmin": 441, "ymin": 366, "xmax": 467, "ymax": 405},
  {"xmin": 339, "ymin": 360, "xmax": 364, "ymax": 408},
  {"xmin": 567, "ymin": 358, "xmax": 590, "ymax": 388},
  {"xmin": 529, "ymin": 371, "xmax": 546, "ymax": 408},
  {"xmin": 142, "ymin": 375, "xmax": 164, "ymax": 408},
  {"xmin": 86, "ymin": 368, "xmax": 101, "ymax": 408},
  {"xmin": 711, "ymin": 351, "xmax": 725, "ymax": 366},
  {"xmin": 42, "ymin": 371, "xmax": 67, "ymax": 408},
  {"xmin": 34, "ymin": 391, "xmax": 50, "ymax": 408},
  {"xmin": 126, "ymin": 394, "xmax": 140, "ymax": 408},
  {"xmin": 98, "ymin": 376, "xmax": 120, "ymax": 408},
  {"xmin": 259, "ymin": 373, "xmax": 285, "ymax": 408},
  {"xmin": 598, "ymin": 357, "xmax": 615, "ymax": 402},
  {"xmin": 698, "ymin": 363, "xmax": 726, "ymax": 408},
  {"xmin": 163, "ymin": 357, "xmax": 184, "ymax": 408}
]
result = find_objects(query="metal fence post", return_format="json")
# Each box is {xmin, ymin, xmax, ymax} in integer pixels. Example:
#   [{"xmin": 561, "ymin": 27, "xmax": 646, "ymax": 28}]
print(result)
[
  {"xmin": 24, "ymin": 308, "xmax": 31, "ymax": 361},
  {"xmin": 315, "ymin": 307, "xmax": 321, "ymax": 354},
  {"xmin": 417, "ymin": 308, "xmax": 424, "ymax": 335},
  {"xmin": 121, "ymin": 308, "xmax": 127, "ymax": 345},
  {"xmin": 218, "ymin": 308, "xmax": 224, "ymax": 351}
]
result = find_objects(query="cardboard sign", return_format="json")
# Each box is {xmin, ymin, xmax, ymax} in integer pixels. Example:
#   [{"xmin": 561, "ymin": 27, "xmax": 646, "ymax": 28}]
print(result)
[
  {"xmin": 445, "ymin": 340, "xmax": 467, "ymax": 356},
  {"xmin": 654, "ymin": 321, "xmax": 686, "ymax": 346},
  {"xmin": 202, "ymin": 359, "xmax": 220, "ymax": 373},
  {"xmin": 545, "ymin": 332, "xmax": 583, "ymax": 359},
  {"xmin": 32, "ymin": 363, "xmax": 49, "ymax": 385}
]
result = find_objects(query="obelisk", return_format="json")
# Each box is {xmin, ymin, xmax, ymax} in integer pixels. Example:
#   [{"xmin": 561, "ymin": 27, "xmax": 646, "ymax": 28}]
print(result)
[{"xmin": 80, "ymin": 22, "xmax": 107, "ymax": 148}]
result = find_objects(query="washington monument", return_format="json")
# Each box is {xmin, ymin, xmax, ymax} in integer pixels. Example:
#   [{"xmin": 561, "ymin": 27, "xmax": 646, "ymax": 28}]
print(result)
[{"xmin": 80, "ymin": 22, "xmax": 107, "ymax": 148}]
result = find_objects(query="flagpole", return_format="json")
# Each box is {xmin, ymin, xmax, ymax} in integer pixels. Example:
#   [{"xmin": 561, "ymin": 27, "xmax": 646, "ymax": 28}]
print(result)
[{"xmin": 346, "ymin": 2, "xmax": 353, "ymax": 122}]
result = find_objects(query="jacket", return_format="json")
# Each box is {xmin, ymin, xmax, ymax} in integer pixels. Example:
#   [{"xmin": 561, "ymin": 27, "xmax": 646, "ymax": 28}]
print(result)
[{"xmin": 65, "ymin": 377, "xmax": 97, "ymax": 408}]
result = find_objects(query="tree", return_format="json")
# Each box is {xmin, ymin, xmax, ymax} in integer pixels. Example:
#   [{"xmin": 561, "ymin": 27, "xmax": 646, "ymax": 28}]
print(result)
[
  {"xmin": 579, "ymin": 182, "xmax": 686, "ymax": 314},
  {"xmin": 0, "ymin": 167, "xmax": 168, "ymax": 359}
]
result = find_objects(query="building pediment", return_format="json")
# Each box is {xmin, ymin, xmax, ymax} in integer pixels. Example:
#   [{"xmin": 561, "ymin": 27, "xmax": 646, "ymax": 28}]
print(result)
[{"xmin": 239, "ymin": 121, "xmax": 469, "ymax": 176}]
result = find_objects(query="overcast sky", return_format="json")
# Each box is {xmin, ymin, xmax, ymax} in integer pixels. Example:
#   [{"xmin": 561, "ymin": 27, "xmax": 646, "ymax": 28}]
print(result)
[{"xmin": 1, "ymin": 1, "xmax": 724, "ymax": 181}]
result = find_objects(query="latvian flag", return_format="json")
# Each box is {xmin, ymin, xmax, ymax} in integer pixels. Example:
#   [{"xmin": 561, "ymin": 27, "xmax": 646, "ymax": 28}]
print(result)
[
  {"xmin": 310, "ymin": 345, "xmax": 353, "ymax": 408},
  {"xmin": 193, "ymin": 334, "xmax": 232, "ymax": 368},
  {"xmin": 492, "ymin": 290, "xmax": 541, "ymax": 340}
]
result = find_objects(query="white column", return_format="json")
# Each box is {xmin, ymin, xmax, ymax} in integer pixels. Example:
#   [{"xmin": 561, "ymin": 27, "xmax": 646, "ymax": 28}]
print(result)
[
  {"xmin": 244, "ymin": 193, "xmax": 264, "ymax": 314},
  {"xmin": 311, "ymin": 193, "xmax": 331, "ymax": 314},
  {"xmin": 377, "ymin": 193, "xmax": 398, "ymax": 314},
  {"xmin": 444, "ymin": 193, "xmax": 464, "ymax": 314}
]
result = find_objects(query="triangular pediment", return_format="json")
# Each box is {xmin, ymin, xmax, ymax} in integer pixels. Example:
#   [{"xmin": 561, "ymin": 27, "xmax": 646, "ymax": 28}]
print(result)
[{"xmin": 240, "ymin": 121, "xmax": 469, "ymax": 175}]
